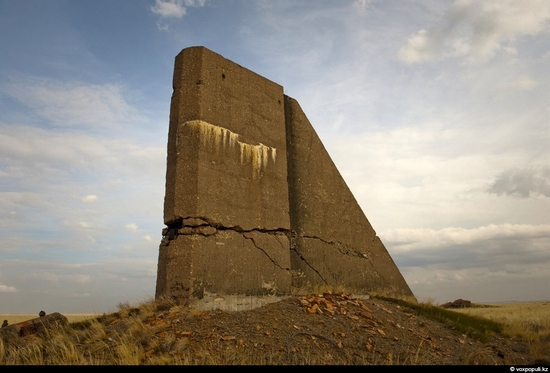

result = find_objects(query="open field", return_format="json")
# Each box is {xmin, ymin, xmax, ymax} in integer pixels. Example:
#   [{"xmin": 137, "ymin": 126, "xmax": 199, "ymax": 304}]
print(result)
[
  {"xmin": 452, "ymin": 301, "xmax": 550, "ymax": 339},
  {"xmin": 1, "ymin": 314, "xmax": 98, "ymax": 325},
  {"xmin": 452, "ymin": 300, "xmax": 550, "ymax": 363}
]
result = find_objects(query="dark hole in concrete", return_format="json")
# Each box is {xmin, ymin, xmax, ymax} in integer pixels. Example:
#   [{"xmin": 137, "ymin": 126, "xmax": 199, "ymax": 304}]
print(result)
[{"xmin": 166, "ymin": 219, "xmax": 183, "ymax": 240}]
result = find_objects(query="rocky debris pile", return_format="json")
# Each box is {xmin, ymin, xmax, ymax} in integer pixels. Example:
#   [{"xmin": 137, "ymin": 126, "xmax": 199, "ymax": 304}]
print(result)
[
  {"xmin": 441, "ymin": 299, "xmax": 472, "ymax": 308},
  {"xmin": 128, "ymin": 291, "xmax": 527, "ymax": 364}
]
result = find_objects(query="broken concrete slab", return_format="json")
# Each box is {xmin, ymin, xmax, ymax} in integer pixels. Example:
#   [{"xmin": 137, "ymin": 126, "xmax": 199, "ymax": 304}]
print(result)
[{"xmin": 0, "ymin": 312, "xmax": 69, "ymax": 343}]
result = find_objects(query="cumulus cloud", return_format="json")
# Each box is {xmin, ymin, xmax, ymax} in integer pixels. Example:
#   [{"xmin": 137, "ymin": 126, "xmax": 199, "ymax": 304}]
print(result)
[
  {"xmin": 81, "ymin": 195, "xmax": 98, "ymax": 203},
  {"xmin": 125, "ymin": 223, "xmax": 139, "ymax": 233},
  {"xmin": 150, "ymin": 0, "xmax": 207, "ymax": 18},
  {"xmin": 486, "ymin": 167, "xmax": 550, "ymax": 198},
  {"xmin": 3, "ymin": 78, "xmax": 141, "ymax": 128},
  {"xmin": 399, "ymin": 0, "xmax": 550, "ymax": 63},
  {"xmin": 0, "ymin": 283, "xmax": 17, "ymax": 292}
]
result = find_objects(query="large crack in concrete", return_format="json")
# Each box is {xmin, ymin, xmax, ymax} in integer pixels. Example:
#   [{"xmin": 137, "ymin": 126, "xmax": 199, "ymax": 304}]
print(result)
[
  {"xmin": 164, "ymin": 216, "xmax": 291, "ymax": 270},
  {"xmin": 242, "ymin": 232, "xmax": 289, "ymax": 270},
  {"xmin": 163, "ymin": 217, "xmax": 373, "ymax": 285},
  {"xmin": 301, "ymin": 235, "xmax": 372, "ymax": 260},
  {"xmin": 290, "ymin": 246, "xmax": 328, "ymax": 285},
  {"xmin": 291, "ymin": 236, "xmax": 373, "ymax": 286}
]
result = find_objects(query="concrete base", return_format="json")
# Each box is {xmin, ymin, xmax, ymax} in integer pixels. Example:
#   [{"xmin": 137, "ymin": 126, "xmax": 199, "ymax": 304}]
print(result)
[{"xmin": 190, "ymin": 293, "xmax": 290, "ymax": 312}]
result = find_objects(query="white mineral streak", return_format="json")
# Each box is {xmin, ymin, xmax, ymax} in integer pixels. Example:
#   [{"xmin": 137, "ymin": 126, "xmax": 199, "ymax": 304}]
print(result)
[{"xmin": 185, "ymin": 120, "xmax": 276, "ymax": 177}]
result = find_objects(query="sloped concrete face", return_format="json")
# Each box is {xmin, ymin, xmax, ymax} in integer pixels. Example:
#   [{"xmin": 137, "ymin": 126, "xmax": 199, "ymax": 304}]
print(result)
[
  {"xmin": 284, "ymin": 97, "xmax": 414, "ymax": 298},
  {"xmin": 155, "ymin": 46, "xmax": 414, "ymax": 304}
]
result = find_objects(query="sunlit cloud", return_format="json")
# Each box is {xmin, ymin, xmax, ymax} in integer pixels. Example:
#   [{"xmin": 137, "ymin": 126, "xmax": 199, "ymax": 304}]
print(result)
[
  {"xmin": 150, "ymin": 0, "xmax": 208, "ymax": 30},
  {"xmin": 125, "ymin": 223, "xmax": 139, "ymax": 233},
  {"xmin": 151, "ymin": 0, "xmax": 207, "ymax": 18},
  {"xmin": 151, "ymin": 0, "xmax": 188, "ymax": 18},
  {"xmin": 0, "ymin": 123, "xmax": 165, "ymax": 177},
  {"xmin": 399, "ymin": 0, "xmax": 550, "ymax": 64},
  {"xmin": 81, "ymin": 195, "xmax": 98, "ymax": 203},
  {"xmin": 384, "ymin": 223, "xmax": 550, "ymax": 252}
]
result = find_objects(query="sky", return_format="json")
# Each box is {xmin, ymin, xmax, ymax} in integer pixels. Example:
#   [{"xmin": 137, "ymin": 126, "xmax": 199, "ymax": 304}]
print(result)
[{"xmin": 0, "ymin": 0, "xmax": 549, "ymax": 314}]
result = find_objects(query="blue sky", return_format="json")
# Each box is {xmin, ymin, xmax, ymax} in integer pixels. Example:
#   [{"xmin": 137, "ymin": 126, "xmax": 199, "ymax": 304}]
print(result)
[{"xmin": 1, "ymin": 0, "xmax": 549, "ymax": 313}]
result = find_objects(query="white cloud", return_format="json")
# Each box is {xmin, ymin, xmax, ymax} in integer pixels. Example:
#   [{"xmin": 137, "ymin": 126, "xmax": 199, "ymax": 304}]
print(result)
[
  {"xmin": 399, "ymin": 0, "xmax": 550, "ymax": 64},
  {"xmin": 150, "ymin": 0, "xmax": 207, "ymax": 19},
  {"xmin": 81, "ymin": 195, "xmax": 98, "ymax": 203},
  {"xmin": 78, "ymin": 222, "xmax": 91, "ymax": 229},
  {"xmin": 3, "ymin": 78, "xmax": 142, "ymax": 128},
  {"xmin": 143, "ymin": 235, "xmax": 152, "ymax": 242},
  {"xmin": 0, "ymin": 123, "xmax": 165, "ymax": 177},
  {"xmin": 384, "ymin": 223, "xmax": 550, "ymax": 252},
  {"xmin": 0, "ymin": 283, "xmax": 17, "ymax": 292},
  {"xmin": 125, "ymin": 223, "xmax": 139, "ymax": 233},
  {"xmin": 399, "ymin": 29, "xmax": 435, "ymax": 63}
]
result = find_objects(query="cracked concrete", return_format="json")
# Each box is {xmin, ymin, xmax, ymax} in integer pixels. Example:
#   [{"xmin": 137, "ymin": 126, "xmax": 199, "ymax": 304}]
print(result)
[
  {"xmin": 164, "ymin": 216, "xmax": 293, "ymax": 271},
  {"xmin": 155, "ymin": 47, "xmax": 415, "ymax": 307}
]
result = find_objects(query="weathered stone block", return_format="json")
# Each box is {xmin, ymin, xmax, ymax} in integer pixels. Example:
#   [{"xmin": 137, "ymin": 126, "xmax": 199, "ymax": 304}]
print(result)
[{"xmin": 0, "ymin": 313, "xmax": 69, "ymax": 343}]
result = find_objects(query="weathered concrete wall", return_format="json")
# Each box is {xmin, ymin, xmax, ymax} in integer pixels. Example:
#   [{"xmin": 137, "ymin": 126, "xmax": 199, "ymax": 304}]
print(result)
[
  {"xmin": 157, "ymin": 47, "xmax": 292, "ymax": 301},
  {"xmin": 285, "ymin": 97, "xmax": 413, "ymax": 298},
  {"xmin": 163, "ymin": 47, "xmax": 290, "ymax": 231},
  {"xmin": 156, "ymin": 46, "xmax": 414, "ymax": 304}
]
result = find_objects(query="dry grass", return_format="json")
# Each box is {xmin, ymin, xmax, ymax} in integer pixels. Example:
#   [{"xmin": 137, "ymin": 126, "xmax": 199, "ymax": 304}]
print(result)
[
  {"xmin": 1, "ymin": 314, "xmax": 97, "ymax": 325},
  {"xmin": 452, "ymin": 301, "xmax": 550, "ymax": 362},
  {"xmin": 376, "ymin": 296, "xmax": 503, "ymax": 342},
  {"xmin": 0, "ymin": 298, "xmax": 167, "ymax": 365}
]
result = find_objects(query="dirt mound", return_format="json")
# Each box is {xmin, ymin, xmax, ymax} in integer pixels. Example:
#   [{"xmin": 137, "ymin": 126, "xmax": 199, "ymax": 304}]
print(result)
[
  {"xmin": 123, "ymin": 293, "xmax": 533, "ymax": 365},
  {"xmin": 4, "ymin": 293, "xmax": 539, "ymax": 365}
]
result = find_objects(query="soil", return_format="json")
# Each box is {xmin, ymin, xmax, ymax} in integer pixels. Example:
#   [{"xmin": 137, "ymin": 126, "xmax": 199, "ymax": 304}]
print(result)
[{"xmin": 127, "ymin": 292, "xmax": 541, "ymax": 365}]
